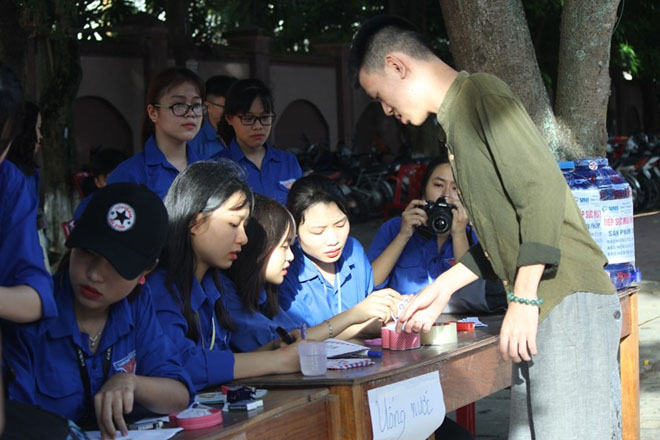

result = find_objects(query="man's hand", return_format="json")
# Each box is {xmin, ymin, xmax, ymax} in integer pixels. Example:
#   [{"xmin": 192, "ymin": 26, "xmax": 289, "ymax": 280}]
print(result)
[
  {"xmin": 395, "ymin": 283, "xmax": 448, "ymax": 334},
  {"xmin": 499, "ymin": 264, "xmax": 545, "ymax": 362},
  {"xmin": 499, "ymin": 302, "xmax": 539, "ymax": 362}
]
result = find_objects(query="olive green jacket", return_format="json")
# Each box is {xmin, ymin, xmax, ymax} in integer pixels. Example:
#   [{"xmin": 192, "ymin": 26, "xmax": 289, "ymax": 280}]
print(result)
[{"xmin": 436, "ymin": 71, "xmax": 615, "ymax": 322}]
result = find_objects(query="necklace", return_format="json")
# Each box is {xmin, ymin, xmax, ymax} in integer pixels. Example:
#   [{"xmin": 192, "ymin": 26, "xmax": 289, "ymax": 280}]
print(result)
[
  {"xmin": 87, "ymin": 329, "xmax": 103, "ymax": 349},
  {"xmin": 77, "ymin": 321, "xmax": 105, "ymax": 350}
]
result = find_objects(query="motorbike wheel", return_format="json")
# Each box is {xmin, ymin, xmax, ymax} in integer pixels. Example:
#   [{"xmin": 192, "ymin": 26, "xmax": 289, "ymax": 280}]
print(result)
[
  {"xmin": 639, "ymin": 172, "xmax": 660, "ymax": 211},
  {"xmin": 622, "ymin": 173, "xmax": 642, "ymax": 211},
  {"xmin": 378, "ymin": 179, "xmax": 395, "ymax": 206}
]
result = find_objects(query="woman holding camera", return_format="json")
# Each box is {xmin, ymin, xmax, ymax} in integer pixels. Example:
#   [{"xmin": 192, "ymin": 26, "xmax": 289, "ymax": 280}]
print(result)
[{"xmin": 368, "ymin": 154, "xmax": 500, "ymax": 313}]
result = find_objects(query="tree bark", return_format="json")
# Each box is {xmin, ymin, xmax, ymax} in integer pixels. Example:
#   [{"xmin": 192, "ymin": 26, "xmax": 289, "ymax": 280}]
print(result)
[
  {"xmin": 0, "ymin": 0, "xmax": 28, "ymax": 82},
  {"xmin": 439, "ymin": 0, "xmax": 561, "ymax": 152},
  {"xmin": 31, "ymin": 2, "xmax": 82, "ymax": 257},
  {"xmin": 555, "ymin": 0, "xmax": 620, "ymax": 158},
  {"xmin": 438, "ymin": 0, "xmax": 619, "ymax": 159},
  {"xmin": 166, "ymin": 0, "xmax": 188, "ymax": 66}
]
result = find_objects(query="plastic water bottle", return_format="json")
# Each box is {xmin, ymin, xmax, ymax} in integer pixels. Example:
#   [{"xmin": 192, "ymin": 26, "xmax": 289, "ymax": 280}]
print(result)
[
  {"xmin": 558, "ymin": 161, "xmax": 603, "ymax": 250},
  {"xmin": 573, "ymin": 158, "xmax": 638, "ymax": 289}
]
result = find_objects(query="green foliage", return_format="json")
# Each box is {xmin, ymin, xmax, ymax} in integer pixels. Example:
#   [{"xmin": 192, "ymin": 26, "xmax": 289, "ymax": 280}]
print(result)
[
  {"xmin": 611, "ymin": 0, "xmax": 660, "ymax": 81},
  {"xmin": 19, "ymin": 0, "xmax": 659, "ymax": 83},
  {"xmin": 617, "ymin": 42, "xmax": 640, "ymax": 75},
  {"xmin": 77, "ymin": 0, "xmax": 137, "ymax": 40}
]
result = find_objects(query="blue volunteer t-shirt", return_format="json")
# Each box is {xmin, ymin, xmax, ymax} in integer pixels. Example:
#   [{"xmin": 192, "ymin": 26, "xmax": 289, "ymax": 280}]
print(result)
[
  {"xmin": 146, "ymin": 268, "xmax": 235, "ymax": 391},
  {"xmin": 224, "ymin": 286, "xmax": 299, "ymax": 353},
  {"xmin": 4, "ymin": 272, "xmax": 193, "ymax": 423},
  {"xmin": 0, "ymin": 160, "xmax": 55, "ymax": 320},
  {"xmin": 214, "ymin": 139, "xmax": 302, "ymax": 206},
  {"xmin": 278, "ymin": 237, "xmax": 374, "ymax": 327},
  {"xmin": 106, "ymin": 136, "xmax": 201, "ymax": 200},
  {"xmin": 188, "ymin": 119, "xmax": 225, "ymax": 160}
]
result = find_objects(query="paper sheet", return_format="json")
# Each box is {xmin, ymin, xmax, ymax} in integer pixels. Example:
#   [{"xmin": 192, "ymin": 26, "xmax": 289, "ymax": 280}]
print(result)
[
  {"xmin": 367, "ymin": 371, "xmax": 445, "ymax": 440},
  {"xmin": 85, "ymin": 428, "xmax": 182, "ymax": 439},
  {"xmin": 324, "ymin": 338, "xmax": 368, "ymax": 358}
]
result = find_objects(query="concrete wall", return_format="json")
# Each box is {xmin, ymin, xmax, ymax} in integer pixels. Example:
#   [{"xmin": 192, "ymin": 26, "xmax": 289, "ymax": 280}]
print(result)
[
  {"xmin": 270, "ymin": 63, "xmax": 337, "ymax": 148},
  {"xmin": 75, "ymin": 55, "xmax": 342, "ymax": 158},
  {"xmin": 78, "ymin": 55, "xmax": 145, "ymax": 153}
]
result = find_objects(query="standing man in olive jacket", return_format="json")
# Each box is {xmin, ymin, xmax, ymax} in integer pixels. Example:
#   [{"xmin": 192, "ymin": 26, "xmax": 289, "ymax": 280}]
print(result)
[{"xmin": 351, "ymin": 16, "xmax": 620, "ymax": 440}]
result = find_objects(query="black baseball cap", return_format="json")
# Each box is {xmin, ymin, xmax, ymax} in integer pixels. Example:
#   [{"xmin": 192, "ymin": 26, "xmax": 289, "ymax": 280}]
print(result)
[{"xmin": 66, "ymin": 183, "xmax": 168, "ymax": 280}]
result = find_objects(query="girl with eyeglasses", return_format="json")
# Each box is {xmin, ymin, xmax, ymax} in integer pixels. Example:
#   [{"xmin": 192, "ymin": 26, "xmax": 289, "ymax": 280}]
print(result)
[
  {"xmin": 226, "ymin": 194, "xmax": 400, "ymax": 352},
  {"xmin": 215, "ymin": 79, "xmax": 302, "ymax": 206},
  {"xmin": 146, "ymin": 161, "xmax": 300, "ymax": 392},
  {"xmin": 106, "ymin": 67, "xmax": 205, "ymax": 199}
]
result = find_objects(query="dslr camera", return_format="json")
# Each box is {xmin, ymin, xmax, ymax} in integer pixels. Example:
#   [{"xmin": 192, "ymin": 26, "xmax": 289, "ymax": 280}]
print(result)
[{"xmin": 417, "ymin": 197, "xmax": 456, "ymax": 239}]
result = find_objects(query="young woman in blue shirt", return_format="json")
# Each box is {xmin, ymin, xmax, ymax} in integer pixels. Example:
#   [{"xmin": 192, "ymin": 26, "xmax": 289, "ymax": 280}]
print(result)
[
  {"xmin": 278, "ymin": 175, "xmax": 399, "ymax": 330},
  {"xmin": 214, "ymin": 79, "xmax": 302, "ymax": 206},
  {"xmin": 147, "ymin": 160, "xmax": 300, "ymax": 392},
  {"xmin": 4, "ymin": 183, "xmax": 193, "ymax": 439},
  {"xmin": 0, "ymin": 62, "xmax": 55, "ymax": 324},
  {"xmin": 226, "ymin": 195, "xmax": 399, "ymax": 352},
  {"xmin": 106, "ymin": 67, "xmax": 203, "ymax": 199},
  {"xmin": 368, "ymin": 155, "xmax": 502, "ymax": 313},
  {"xmin": 6, "ymin": 101, "xmax": 50, "ymax": 270}
]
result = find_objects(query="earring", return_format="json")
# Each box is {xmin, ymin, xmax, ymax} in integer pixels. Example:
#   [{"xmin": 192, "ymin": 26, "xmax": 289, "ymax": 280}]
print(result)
[{"xmin": 139, "ymin": 276, "xmax": 146, "ymax": 285}]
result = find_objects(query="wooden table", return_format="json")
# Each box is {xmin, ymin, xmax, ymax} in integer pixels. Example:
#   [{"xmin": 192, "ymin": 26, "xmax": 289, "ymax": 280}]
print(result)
[
  {"xmin": 241, "ymin": 287, "xmax": 640, "ymax": 440},
  {"xmin": 619, "ymin": 286, "xmax": 640, "ymax": 440},
  {"xmin": 243, "ymin": 316, "xmax": 511, "ymax": 439},
  {"xmin": 173, "ymin": 388, "xmax": 339, "ymax": 440}
]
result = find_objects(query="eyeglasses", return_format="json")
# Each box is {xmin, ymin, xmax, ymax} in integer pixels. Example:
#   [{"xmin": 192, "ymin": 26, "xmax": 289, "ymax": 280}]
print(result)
[
  {"xmin": 153, "ymin": 103, "xmax": 206, "ymax": 117},
  {"xmin": 235, "ymin": 114, "xmax": 276, "ymax": 126},
  {"xmin": 206, "ymin": 100, "xmax": 225, "ymax": 109}
]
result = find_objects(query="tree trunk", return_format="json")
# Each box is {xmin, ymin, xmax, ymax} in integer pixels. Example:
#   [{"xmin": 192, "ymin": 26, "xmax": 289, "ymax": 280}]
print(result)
[
  {"xmin": 0, "ymin": 0, "xmax": 27, "ymax": 82},
  {"xmin": 438, "ymin": 0, "xmax": 619, "ymax": 159},
  {"xmin": 166, "ymin": 0, "xmax": 188, "ymax": 66},
  {"xmin": 555, "ymin": 0, "xmax": 620, "ymax": 158},
  {"xmin": 34, "ymin": 3, "xmax": 82, "ymax": 258},
  {"xmin": 439, "ymin": 0, "xmax": 560, "ymax": 151}
]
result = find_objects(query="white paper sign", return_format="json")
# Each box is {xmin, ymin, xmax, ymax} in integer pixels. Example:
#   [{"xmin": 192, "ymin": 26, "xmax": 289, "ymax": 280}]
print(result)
[{"xmin": 367, "ymin": 371, "xmax": 445, "ymax": 440}]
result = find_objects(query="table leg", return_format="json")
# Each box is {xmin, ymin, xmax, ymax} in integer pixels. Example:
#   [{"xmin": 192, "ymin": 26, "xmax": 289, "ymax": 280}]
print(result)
[{"xmin": 456, "ymin": 403, "xmax": 476, "ymax": 435}]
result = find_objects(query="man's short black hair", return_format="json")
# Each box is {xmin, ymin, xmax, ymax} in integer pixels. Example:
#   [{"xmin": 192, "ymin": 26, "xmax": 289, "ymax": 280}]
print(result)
[
  {"xmin": 92, "ymin": 148, "xmax": 128, "ymax": 176},
  {"xmin": 205, "ymin": 75, "xmax": 238, "ymax": 99},
  {"xmin": 349, "ymin": 15, "xmax": 434, "ymax": 88}
]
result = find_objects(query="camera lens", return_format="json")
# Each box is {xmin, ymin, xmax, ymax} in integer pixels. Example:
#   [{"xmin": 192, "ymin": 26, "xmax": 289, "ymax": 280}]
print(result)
[{"xmin": 430, "ymin": 213, "xmax": 451, "ymax": 234}]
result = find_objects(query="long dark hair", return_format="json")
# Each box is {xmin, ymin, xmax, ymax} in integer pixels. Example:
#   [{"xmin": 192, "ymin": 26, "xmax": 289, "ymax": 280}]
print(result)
[
  {"xmin": 142, "ymin": 67, "xmax": 205, "ymax": 145},
  {"xmin": 228, "ymin": 195, "xmax": 295, "ymax": 319},
  {"xmin": 287, "ymin": 175, "xmax": 349, "ymax": 228},
  {"xmin": 161, "ymin": 160, "xmax": 253, "ymax": 341},
  {"xmin": 218, "ymin": 78, "xmax": 274, "ymax": 145},
  {"xmin": 7, "ymin": 101, "xmax": 39, "ymax": 175},
  {"xmin": 0, "ymin": 62, "xmax": 25, "ymax": 157}
]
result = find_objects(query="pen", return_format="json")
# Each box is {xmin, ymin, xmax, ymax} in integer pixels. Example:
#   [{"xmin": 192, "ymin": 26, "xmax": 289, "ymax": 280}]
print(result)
[
  {"xmin": 344, "ymin": 350, "xmax": 383, "ymax": 359},
  {"xmin": 276, "ymin": 326, "xmax": 295, "ymax": 344},
  {"xmin": 300, "ymin": 322, "xmax": 307, "ymax": 340},
  {"xmin": 128, "ymin": 420, "xmax": 164, "ymax": 430}
]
